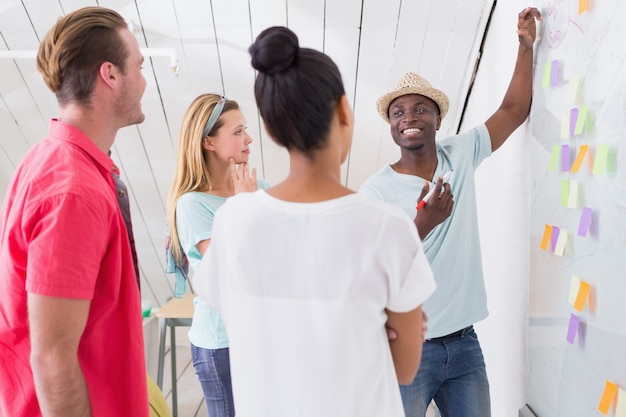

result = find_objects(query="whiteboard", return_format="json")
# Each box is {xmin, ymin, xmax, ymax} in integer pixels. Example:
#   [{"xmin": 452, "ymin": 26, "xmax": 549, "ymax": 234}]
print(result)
[{"xmin": 528, "ymin": 0, "xmax": 626, "ymax": 416}]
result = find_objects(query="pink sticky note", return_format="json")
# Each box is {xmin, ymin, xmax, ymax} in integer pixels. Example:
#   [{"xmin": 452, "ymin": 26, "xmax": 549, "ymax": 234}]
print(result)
[
  {"xmin": 567, "ymin": 313, "xmax": 580, "ymax": 344},
  {"xmin": 551, "ymin": 60, "xmax": 559, "ymax": 86},
  {"xmin": 570, "ymin": 108, "xmax": 578, "ymax": 137},
  {"xmin": 578, "ymin": 207, "xmax": 592, "ymax": 237},
  {"xmin": 551, "ymin": 226, "xmax": 560, "ymax": 252},
  {"xmin": 561, "ymin": 145, "xmax": 570, "ymax": 172}
]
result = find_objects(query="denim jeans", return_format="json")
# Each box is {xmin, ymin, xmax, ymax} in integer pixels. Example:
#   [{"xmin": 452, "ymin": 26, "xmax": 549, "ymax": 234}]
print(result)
[
  {"xmin": 400, "ymin": 326, "xmax": 491, "ymax": 417},
  {"xmin": 190, "ymin": 344, "xmax": 234, "ymax": 417}
]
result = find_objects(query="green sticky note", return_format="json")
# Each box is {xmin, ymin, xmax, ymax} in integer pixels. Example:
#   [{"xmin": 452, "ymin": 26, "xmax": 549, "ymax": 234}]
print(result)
[
  {"xmin": 548, "ymin": 145, "xmax": 560, "ymax": 170},
  {"xmin": 593, "ymin": 144, "xmax": 609, "ymax": 175},
  {"xmin": 574, "ymin": 105, "xmax": 588, "ymax": 135},
  {"xmin": 561, "ymin": 179, "xmax": 570, "ymax": 207},
  {"xmin": 542, "ymin": 62, "xmax": 551, "ymax": 89}
]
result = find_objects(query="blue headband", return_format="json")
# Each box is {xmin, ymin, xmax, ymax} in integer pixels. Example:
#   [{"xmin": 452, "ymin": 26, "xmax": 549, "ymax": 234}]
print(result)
[{"xmin": 202, "ymin": 96, "xmax": 227, "ymax": 138}]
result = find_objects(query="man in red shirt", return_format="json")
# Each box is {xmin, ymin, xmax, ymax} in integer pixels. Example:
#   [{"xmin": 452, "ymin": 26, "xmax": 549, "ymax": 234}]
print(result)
[{"xmin": 0, "ymin": 7, "xmax": 149, "ymax": 417}]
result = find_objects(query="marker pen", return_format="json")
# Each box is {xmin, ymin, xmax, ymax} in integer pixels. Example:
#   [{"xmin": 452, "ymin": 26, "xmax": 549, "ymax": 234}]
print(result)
[{"xmin": 416, "ymin": 169, "xmax": 454, "ymax": 211}]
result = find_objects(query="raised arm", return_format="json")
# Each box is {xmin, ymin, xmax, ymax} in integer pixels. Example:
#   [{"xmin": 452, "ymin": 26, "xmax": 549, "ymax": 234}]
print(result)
[
  {"xmin": 386, "ymin": 306, "xmax": 425, "ymax": 385},
  {"xmin": 485, "ymin": 6, "xmax": 542, "ymax": 152}
]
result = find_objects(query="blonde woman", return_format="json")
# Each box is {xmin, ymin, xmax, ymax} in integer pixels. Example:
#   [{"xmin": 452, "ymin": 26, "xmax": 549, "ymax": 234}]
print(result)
[{"xmin": 167, "ymin": 94, "xmax": 267, "ymax": 417}]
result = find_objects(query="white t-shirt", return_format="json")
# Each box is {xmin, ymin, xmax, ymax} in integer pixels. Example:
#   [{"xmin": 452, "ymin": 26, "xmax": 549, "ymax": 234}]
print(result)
[{"xmin": 195, "ymin": 190, "xmax": 436, "ymax": 417}]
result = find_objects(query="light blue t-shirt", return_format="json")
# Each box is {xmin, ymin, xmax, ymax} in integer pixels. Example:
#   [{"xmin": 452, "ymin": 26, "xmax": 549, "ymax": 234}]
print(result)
[
  {"xmin": 360, "ymin": 124, "xmax": 491, "ymax": 338},
  {"xmin": 176, "ymin": 180, "xmax": 269, "ymax": 349}
]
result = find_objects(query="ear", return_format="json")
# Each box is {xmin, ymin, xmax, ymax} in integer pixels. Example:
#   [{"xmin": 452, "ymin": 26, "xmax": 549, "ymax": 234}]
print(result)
[
  {"xmin": 435, "ymin": 115, "xmax": 442, "ymax": 131},
  {"xmin": 336, "ymin": 95, "xmax": 353, "ymax": 127},
  {"xmin": 202, "ymin": 137, "xmax": 214, "ymax": 151},
  {"xmin": 98, "ymin": 62, "xmax": 118, "ymax": 89}
]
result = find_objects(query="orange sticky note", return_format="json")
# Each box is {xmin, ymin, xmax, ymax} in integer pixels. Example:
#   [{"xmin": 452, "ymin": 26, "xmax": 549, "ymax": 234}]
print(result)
[
  {"xmin": 579, "ymin": 0, "xmax": 588, "ymax": 14},
  {"xmin": 573, "ymin": 280, "xmax": 590, "ymax": 311},
  {"xmin": 599, "ymin": 380, "xmax": 618, "ymax": 415},
  {"xmin": 571, "ymin": 145, "xmax": 589, "ymax": 173},
  {"xmin": 540, "ymin": 225, "xmax": 552, "ymax": 251}
]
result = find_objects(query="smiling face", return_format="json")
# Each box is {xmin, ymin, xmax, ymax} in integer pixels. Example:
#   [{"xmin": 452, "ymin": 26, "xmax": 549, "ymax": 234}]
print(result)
[
  {"xmin": 204, "ymin": 109, "xmax": 253, "ymax": 163},
  {"xmin": 388, "ymin": 94, "xmax": 441, "ymax": 152}
]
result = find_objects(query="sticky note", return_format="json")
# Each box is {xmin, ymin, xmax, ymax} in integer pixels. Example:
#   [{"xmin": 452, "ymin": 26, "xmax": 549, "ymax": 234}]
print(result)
[
  {"xmin": 540, "ymin": 224, "xmax": 552, "ymax": 251},
  {"xmin": 579, "ymin": 0, "xmax": 589, "ymax": 14},
  {"xmin": 616, "ymin": 388, "xmax": 626, "ymax": 417},
  {"xmin": 593, "ymin": 144, "xmax": 609, "ymax": 175},
  {"xmin": 561, "ymin": 145, "xmax": 570, "ymax": 171},
  {"xmin": 566, "ymin": 313, "xmax": 579, "ymax": 343},
  {"xmin": 570, "ymin": 108, "xmax": 579, "ymax": 137},
  {"xmin": 551, "ymin": 226, "xmax": 560, "ymax": 252},
  {"xmin": 575, "ymin": 105, "xmax": 588, "ymax": 135},
  {"xmin": 561, "ymin": 180, "xmax": 570, "ymax": 207},
  {"xmin": 543, "ymin": 61, "xmax": 552, "ymax": 88},
  {"xmin": 551, "ymin": 60, "xmax": 559, "ymax": 86},
  {"xmin": 568, "ymin": 76, "xmax": 581, "ymax": 104},
  {"xmin": 555, "ymin": 229, "xmax": 568, "ymax": 256},
  {"xmin": 549, "ymin": 145, "xmax": 560, "ymax": 171},
  {"xmin": 573, "ymin": 280, "xmax": 590, "ymax": 311},
  {"xmin": 569, "ymin": 275, "xmax": 581, "ymax": 305},
  {"xmin": 571, "ymin": 145, "xmax": 588, "ymax": 173},
  {"xmin": 561, "ymin": 112, "xmax": 570, "ymax": 139},
  {"xmin": 568, "ymin": 180, "xmax": 580, "ymax": 208},
  {"xmin": 599, "ymin": 380, "xmax": 618, "ymax": 415},
  {"xmin": 578, "ymin": 207, "xmax": 592, "ymax": 237}
]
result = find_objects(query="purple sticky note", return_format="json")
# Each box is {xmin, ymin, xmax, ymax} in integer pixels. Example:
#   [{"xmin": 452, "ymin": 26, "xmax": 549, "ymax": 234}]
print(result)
[
  {"xmin": 570, "ymin": 108, "xmax": 578, "ymax": 137},
  {"xmin": 551, "ymin": 60, "xmax": 559, "ymax": 86},
  {"xmin": 561, "ymin": 145, "xmax": 570, "ymax": 172},
  {"xmin": 567, "ymin": 313, "xmax": 580, "ymax": 344},
  {"xmin": 551, "ymin": 226, "xmax": 560, "ymax": 252},
  {"xmin": 578, "ymin": 207, "xmax": 592, "ymax": 237}
]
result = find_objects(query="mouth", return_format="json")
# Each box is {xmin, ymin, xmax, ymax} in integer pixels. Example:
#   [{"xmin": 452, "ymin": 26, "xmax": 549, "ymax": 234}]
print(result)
[{"xmin": 401, "ymin": 127, "xmax": 422, "ymax": 135}]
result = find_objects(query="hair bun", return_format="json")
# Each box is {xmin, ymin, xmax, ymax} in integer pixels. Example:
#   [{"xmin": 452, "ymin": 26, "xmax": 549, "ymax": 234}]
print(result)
[{"xmin": 249, "ymin": 26, "xmax": 299, "ymax": 75}]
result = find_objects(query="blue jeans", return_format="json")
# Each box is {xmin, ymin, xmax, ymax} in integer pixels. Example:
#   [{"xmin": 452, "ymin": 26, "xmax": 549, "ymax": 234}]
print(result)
[
  {"xmin": 400, "ymin": 326, "xmax": 491, "ymax": 417},
  {"xmin": 190, "ymin": 344, "xmax": 234, "ymax": 417}
]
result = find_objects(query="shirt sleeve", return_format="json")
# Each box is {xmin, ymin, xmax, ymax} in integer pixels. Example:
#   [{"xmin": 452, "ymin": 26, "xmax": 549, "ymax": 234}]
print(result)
[
  {"xmin": 380, "ymin": 212, "xmax": 436, "ymax": 313},
  {"xmin": 25, "ymin": 193, "xmax": 112, "ymax": 299},
  {"xmin": 176, "ymin": 194, "xmax": 214, "ymax": 264}
]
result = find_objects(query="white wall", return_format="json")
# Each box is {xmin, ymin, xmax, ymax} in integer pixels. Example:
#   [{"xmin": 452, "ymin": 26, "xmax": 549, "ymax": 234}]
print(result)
[{"xmin": 460, "ymin": 2, "xmax": 533, "ymax": 416}]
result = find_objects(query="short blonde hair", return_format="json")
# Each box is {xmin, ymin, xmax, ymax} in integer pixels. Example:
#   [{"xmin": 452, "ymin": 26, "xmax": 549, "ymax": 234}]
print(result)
[{"xmin": 37, "ymin": 6, "xmax": 128, "ymax": 106}]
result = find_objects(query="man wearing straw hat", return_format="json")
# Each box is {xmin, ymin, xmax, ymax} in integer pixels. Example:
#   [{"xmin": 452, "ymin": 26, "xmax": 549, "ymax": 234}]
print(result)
[{"xmin": 360, "ymin": 6, "xmax": 541, "ymax": 417}]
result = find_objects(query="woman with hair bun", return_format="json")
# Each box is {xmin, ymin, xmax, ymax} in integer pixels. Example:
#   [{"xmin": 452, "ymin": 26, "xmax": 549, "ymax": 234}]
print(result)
[{"xmin": 194, "ymin": 26, "xmax": 436, "ymax": 417}]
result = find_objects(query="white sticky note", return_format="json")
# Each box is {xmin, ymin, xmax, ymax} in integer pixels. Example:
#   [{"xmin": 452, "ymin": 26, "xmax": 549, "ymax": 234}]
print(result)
[
  {"xmin": 555, "ymin": 230, "xmax": 568, "ymax": 256},
  {"xmin": 569, "ymin": 275, "xmax": 581, "ymax": 305},
  {"xmin": 616, "ymin": 388, "xmax": 626, "ymax": 417},
  {"xmin": 568, "ymin": 180, "xmax": 580, "ymax": 208}
]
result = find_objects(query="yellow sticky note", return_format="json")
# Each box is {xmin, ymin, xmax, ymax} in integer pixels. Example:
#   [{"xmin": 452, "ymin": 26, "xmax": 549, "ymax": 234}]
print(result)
[
  {"xmin": 561, "ymin": 112, "xmax": 570, "ymax": 139},
  {"xmin": 616, "ymin": 388, "xmax": 626, "ymax": 417},
  {"xmin": 555, "ymin": 230, "xmax": 568, "ymax": 256},
  {"xmin": 568, "ymin": 76, "xmax": 581, "ymax": 104},
  {"xmin": 571, "ymin": 145, "xmax": 588, "ymax": 173},
  {"xmin": 573, "ymin": 280, "xmax": 590, "ymax": 311},
  {"xmin": 579, "ymin": 0, "xmax": 589, "ymax": 14},
  {"xmin": 569, "ymin": 275, "xmax": 581, "ymax": 305},
  {"xmin": 543, "ymin": 61, "xmax": 552, "ymax": 88},
  {"xmin": 593, "ymin": 144, "xmax": 609, "ymax": 175},
  {"xmin": 599, "ymin": 380, "xmax": 618, "ymax": 415},
  {"xmin": 540, "ymin": 225, "xmax": 552, "ymax": 251},
  {"xmin": 561, "ymin": 180, "xmax": 570, "ymax": 207},
  {"xmin": 575, "ymin": 105, "xmax": 588, "ymax": 135},
  {"xmin": 568, "ymin": 180, "xmax": 580, "ymax": 208}
]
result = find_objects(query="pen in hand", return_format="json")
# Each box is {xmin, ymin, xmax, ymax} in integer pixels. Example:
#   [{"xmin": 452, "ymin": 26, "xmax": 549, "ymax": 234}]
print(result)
[{"xmin": 416, "ymin": 169, "xmax": 454, "ymax": 211}]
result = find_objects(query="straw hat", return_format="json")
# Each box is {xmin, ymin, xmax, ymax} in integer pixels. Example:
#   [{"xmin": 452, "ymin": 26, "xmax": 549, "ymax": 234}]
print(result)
[{"xmin": 376, "ymin": 72, "xmax": 449, "ymax": 123}]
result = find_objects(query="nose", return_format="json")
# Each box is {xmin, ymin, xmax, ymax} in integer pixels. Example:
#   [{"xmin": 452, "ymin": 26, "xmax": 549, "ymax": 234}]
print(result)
[{"xmin": 245, "ymin": 132, "xmax": 253, "ymax": 144}]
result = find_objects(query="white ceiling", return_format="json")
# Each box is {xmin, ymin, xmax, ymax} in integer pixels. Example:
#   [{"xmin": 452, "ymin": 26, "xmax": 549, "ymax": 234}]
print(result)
[{"xmin": 0, "ymin": 0, "xmax": 495, "ymax": 306}]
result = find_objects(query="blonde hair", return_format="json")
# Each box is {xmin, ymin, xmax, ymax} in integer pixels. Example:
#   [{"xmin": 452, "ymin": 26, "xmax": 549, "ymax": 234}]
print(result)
[
  {"xmin": 37, "ymin": 6, "xmax": 128, "ymax": 106},
  {"xmin": 167, "ymin": 94, "xmax": 239, "ymax": 263}
]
